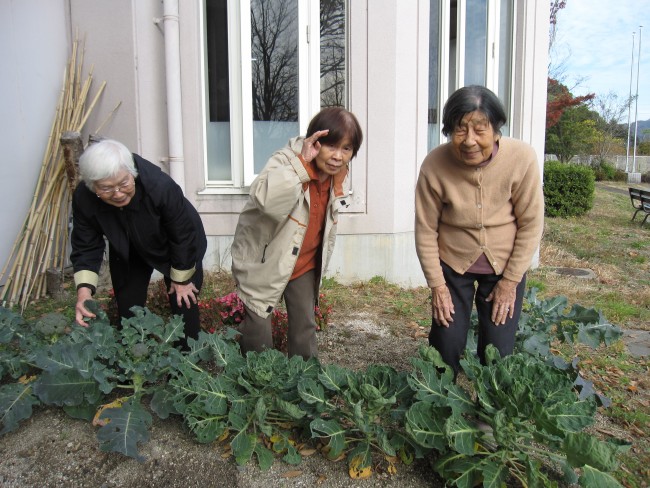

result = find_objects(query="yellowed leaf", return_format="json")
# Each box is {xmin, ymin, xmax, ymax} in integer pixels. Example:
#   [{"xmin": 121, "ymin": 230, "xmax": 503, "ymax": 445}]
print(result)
[
  {"xmin": 18, "ymin": 375, "xmax": 37, "ymax": 385},
  {"xmin": 217, "ymin": 430, "xmax": 229, "ymax": 442},
  {"xmin": 349, "ymin": 455, "xmax": 372, "ymax": 479},
  {"xmin": 387, "ymin": 462, "xmax": 397, "ymax": 475},
  {"xmin": 299, "ymin": 448, "xmax": 317, "ymax": 456},
  {"xmin": 92, "ymin": 397, "xmax": 128, "ymax": 427}
]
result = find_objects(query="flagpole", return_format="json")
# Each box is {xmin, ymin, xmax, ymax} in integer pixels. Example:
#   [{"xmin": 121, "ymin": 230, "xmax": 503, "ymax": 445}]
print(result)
[
  {"xmin": 625, "ymin": 31, "xmax": 635, "ymax": 173},
  {"xmin": 632, "ymin": 26, "xmax": 642, "ymax": 177}
]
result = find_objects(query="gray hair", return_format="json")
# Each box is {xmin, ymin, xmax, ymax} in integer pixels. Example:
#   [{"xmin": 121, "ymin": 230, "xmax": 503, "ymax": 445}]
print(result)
[
  {"xmin": 78, "ymin": 139, "xmax": 138, "ymax": 190},
  {"xmin": 441, "ymin": 85, "xmax": 507, "ymax": 137}
]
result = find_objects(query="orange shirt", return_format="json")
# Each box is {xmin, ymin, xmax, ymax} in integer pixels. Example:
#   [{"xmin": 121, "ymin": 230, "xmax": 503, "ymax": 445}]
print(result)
[{"xmin": 291, "ymin": 162, "xmax": 331, "ymax": 280}]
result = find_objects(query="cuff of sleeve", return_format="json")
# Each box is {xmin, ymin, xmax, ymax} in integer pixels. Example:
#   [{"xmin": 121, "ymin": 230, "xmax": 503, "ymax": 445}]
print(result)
[
  {"xmin": 170, "ymin": 265, "xmax": 195, "ymax": 283},
  {"xmin": 74, "ymin": 270, "xmax": 99, "ymax": 288},
  {"xmin": 76, "ymin": 283, "xmax": 96, "ymax": 295}
]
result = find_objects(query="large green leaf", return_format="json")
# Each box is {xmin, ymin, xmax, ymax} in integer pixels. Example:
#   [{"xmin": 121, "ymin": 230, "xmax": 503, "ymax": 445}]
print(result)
[
  {"xmin": 254, "ymin": 443, "xmax": 274, "ymax": 470},
  {"xmin": 479, "ymin": 460, "xmax": 509, "ymax": 488},
  {"xmin": 0, "ymin": 383, "xmax": 39, "ymax": 435},
  {"xmin": 297, "ymin": 378, "xmax": 327, "ymax": 407},
  {"xmin": 150, "ymin": 386, "xmax": 178, "ymax": 419},
  {"xmin": 0, "ymin": 307, "xmax": 23, "ymax": 343},
  {"xmin": 96, "ymin": 399, "xmax": 152, "ymax": 461},
  {"xmin": 310, "ymin": 418, "xmax": 345, "ymax": 458},
  {"xmin": 318, "ymin": 363, "xmax": 348, "ymax": 391},
  {"xmin": 578, "ymin": 465, "xmax": 623, "ymax": 487},
  {"xmin": 444, "ymin": 413, "xmax": 478, "ymax": 456},
  {"xmin": 564, "ymin": 432, "xmax": 626, "ymax": 472},
  {"xmin": 543, "ymin": 400, "xmax": 596, "ymax": 433},
  {"xmin": 33, "ymin": 370, "xmax": 102, "ymax": 406},
  {"xmin": 433, "ymin": 454, "xmax": 479, "ymax": 488},
  {"xmin": 273, "ymin": 397, "xmax": 306, "ymax": 421},
  {"xmin": 404, "ymin": 401, "xmax": 448, "ymax": 451},
  {"xmin": 34, "ymin": 342, "xmax": 98, "ymax": 377},
  {"xmin": 230, "ymin": 431, "xmax": 256, "ymax": 465},
  {"xmin": 445, "ymin": 384, "xmax": 475, "ymax": 415},
  {"xmin": 408, "ymin": 359, "xmax": 452, "ymax": 406},
  {"xmin": 185, "ymin": 408, "xmax": 227, "ymax": 443},
  {"xmin": 576, "ymin": 323, "xmax": 623, "ymax": 348}
]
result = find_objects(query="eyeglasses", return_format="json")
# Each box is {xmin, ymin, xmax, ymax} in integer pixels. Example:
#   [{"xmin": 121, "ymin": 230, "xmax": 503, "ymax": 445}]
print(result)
[{"xmin": 95, "ymin": 179, "xmax": 135, "ymax": 196}]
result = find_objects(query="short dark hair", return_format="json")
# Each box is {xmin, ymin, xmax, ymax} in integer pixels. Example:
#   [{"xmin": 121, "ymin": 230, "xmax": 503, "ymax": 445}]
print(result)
[
  {"xmin": 306, "ymin": 107, "xmax": 363, "ymax": 158},
  {"xmin": 441, "ymin": 85, "xmax": 507, "ymax": 137}
]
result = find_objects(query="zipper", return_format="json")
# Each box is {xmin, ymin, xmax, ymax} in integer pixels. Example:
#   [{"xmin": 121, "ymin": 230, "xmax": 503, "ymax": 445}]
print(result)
[{"xmin": 261, "ymin": 244, "xmax": 268, "ymax": 263}]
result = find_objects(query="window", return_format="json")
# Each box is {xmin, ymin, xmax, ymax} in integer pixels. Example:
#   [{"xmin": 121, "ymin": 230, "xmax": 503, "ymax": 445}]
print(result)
[
  {"xmin": 427, "ymin": 0, "xmax": 515, "ymax": 150},
  {"xmin": 203, "ymin": 0, "xmax": 348, "ymax": 189}
]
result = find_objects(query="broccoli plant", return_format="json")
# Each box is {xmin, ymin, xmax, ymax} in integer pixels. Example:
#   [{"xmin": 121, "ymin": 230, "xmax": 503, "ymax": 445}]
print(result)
[
  {"xmin": 405, "ymin": 345, "xmax": 629, "ymax": 487},
  {"xmin": 0, "ymin": 301, "xmax": 186, "ymax": 460}
]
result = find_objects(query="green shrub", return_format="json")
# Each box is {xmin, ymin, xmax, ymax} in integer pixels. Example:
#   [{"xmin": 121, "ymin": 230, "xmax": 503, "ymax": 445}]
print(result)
[
  {"xmin": 543, "ymin": 161, "xmax": 595, "ymax": 217},
  {"xmin": 592, "ymin": 160, "xmax": 617, "ymax": 181}
]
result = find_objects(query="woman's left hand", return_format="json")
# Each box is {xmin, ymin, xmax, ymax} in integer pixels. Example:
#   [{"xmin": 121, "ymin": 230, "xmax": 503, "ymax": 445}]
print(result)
[
  {"xmin": 168, "ymin": 281, "xmax": 199, "ymax": 309},
  {"xmin": 486, "ymin": 278, "xmax": 518, "ymax": 325}
]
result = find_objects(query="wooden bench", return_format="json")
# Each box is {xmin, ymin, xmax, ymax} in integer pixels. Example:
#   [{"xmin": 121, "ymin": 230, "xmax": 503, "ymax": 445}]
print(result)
[{"xmin": 629, "ymin": 187, "xmax": 650, "ymax": 226}]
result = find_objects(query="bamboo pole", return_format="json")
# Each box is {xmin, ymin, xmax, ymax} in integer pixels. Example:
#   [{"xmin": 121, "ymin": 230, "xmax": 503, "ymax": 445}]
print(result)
[{"xmin": 0, "ymin": 35, "xmax": 108, "ymax": 310}]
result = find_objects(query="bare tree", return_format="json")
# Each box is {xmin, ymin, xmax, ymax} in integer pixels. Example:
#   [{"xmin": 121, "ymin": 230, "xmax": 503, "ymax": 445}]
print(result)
[
  {"xmin": 590, "ymin": 91, "xmax": 632, "ymax": 163},
  {"xmin": 251, "ymin": 0, "xmax": 299, "ymax": 122},
  {"xmin": 320, "ymin": 0, "xmax": 346, "ymax": 107}
]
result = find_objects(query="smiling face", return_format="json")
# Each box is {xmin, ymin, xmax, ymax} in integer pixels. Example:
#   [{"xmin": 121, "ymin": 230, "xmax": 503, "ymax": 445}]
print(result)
[
  {"xmin": 314, "ymin": 137, "xmax": 354, "ymax": 181},
  {"xmin": 93, "ymin": 171, "xmax": 136, "ymax": 208},
  {"xmin": 450, "ymin": 111, "xmax": 499, "ymax": 166}
]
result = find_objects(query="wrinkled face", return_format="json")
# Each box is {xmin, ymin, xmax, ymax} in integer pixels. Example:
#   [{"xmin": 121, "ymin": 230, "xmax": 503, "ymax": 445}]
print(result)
[
  {"xmin": 94, "ymin": 170, "xmax": 135, "ymax": 207},
  {"xmin": 314, "ymin": 137, "xmax": 353, "ymax": 180},
  {"xmin": 450, "ymin": 111, "xmax": 499, "ymax": 166}
]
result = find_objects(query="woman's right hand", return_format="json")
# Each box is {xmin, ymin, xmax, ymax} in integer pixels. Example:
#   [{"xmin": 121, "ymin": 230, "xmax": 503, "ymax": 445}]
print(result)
[
  {"xmin": 432, "ymin": 284, "xmax": 455, "ymax": 327},
  {"xmin": 300, "ymin": 129, "xmax": 329, "ymax": 163},
  {"xmin": 75, "ymin": 287, "xmax": 96, "ymax": 327}
]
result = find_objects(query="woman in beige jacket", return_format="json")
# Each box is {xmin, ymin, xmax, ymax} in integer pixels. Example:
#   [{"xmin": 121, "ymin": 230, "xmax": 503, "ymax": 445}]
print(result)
[
  {"xmin": 232, "ymin": 107, "xmax": 363, "ymax": 359},
  {"xmin": 415, "ymin": 86, "xmax": 544, "ymax": 375}
]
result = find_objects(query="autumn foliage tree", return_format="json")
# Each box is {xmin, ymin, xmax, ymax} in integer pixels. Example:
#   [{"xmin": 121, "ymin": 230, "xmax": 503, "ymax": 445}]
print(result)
[{"xmin": 546, "ymin": 78, "xmax": 594, "ymax": 129}]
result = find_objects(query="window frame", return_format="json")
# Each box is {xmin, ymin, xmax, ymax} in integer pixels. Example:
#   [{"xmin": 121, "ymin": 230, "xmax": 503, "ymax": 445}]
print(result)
[{"xmin": 200, "ymin": 0, "xmax": 324, "ymax": 192}]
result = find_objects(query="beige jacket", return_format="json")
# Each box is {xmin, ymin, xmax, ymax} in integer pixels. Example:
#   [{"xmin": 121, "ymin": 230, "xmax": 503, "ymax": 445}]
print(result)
[
  {"xmin": 415, "ymin": 137, "xmax": 544, "ymax": 288},
  {"xmin": 231, "ymin": 137, "xmax": 350, "ymax": 317}
]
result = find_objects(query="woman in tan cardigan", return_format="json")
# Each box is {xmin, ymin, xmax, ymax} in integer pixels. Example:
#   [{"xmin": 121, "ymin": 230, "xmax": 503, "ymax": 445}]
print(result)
[{"xmin": 415, "ymin": 86, "xmax": 544, "ymax": 375}]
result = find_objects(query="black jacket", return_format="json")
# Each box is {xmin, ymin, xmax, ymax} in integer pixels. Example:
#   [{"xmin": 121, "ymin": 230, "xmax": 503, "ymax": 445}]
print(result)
[{"xmin": 71, "ymin": 155, "xmax": 207, "ymax": 289}]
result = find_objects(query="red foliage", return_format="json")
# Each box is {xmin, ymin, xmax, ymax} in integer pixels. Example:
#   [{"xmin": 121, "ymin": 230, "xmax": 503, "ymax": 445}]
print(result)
[{"xmin": 546, "ymin": 78, "xmax": 595, "ymax": 129}]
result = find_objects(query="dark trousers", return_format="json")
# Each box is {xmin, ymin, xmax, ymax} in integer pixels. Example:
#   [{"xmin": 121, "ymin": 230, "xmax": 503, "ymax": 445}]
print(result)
[
  {"xmin": 238, "ymin": 269, "xmax": 318, "ymax": 359},
  {"xmin": 110, "ymin": 248, "xmax": 202, "ymax": 349},
  {"xmin": 428, "ymin": 261, "xmax": 526, "ymax": 376}
]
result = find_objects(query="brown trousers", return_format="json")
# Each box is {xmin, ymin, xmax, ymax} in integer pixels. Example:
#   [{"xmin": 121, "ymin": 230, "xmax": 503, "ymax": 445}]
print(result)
[{"xmin": 238, "ymin": 270, "xmax": 318, "ymax": 359}]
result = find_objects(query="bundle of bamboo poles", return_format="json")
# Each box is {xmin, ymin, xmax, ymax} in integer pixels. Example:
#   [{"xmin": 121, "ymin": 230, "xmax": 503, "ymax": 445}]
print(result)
[{"xmin": 0, "ymin": 37, "xmax": 106, "ymax": 311}]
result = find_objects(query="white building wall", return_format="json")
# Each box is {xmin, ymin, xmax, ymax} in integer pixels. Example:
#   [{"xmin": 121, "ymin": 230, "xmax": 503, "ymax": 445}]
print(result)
[
  {"xmin": 0, "ymin": 1, "xmax": 550, "ymax": 290},
  {"xmin": 0, "ymin": 0, "xmax": 69, "ymax": 286}
]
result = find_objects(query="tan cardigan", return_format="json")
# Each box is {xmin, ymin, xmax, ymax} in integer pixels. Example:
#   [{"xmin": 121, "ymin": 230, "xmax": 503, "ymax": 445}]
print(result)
[{"xmin": 415, "ymin": 137, "xmax": 544, "ymax": 288}]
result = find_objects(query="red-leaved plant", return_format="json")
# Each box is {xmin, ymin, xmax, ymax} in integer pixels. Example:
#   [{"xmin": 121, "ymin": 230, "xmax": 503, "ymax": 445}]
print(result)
[{"xmin": 199, "ymin": 292, "xmax": 332, "ymax": 353}]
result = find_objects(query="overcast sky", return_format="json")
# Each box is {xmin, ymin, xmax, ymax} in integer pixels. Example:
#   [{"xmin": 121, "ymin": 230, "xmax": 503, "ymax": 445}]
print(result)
[{"xmin": 552, "ymin": 0, "xmax": 650, "ymax": 121}]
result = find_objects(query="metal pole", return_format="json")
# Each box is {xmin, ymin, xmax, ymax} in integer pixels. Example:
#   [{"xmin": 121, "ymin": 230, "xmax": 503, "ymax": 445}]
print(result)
[
  {"xmin": 632, "ymin": 26, "xmax": 642, "ymax": 174},
  {"xmin": 625, "ymin": 32, "xmax": 635, "ymax": 173}
]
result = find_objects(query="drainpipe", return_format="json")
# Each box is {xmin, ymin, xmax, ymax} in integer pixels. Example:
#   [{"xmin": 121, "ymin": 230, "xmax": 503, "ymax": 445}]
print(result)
[{"xmin": 162, "ymin": 0, "xmax": 186, "ymax": 193}]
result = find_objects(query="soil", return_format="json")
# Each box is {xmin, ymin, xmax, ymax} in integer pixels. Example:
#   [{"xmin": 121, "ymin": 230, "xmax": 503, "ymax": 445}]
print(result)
[{"xmin": 0, "ymin": 311, "xmax": 442, "ymax": 488}]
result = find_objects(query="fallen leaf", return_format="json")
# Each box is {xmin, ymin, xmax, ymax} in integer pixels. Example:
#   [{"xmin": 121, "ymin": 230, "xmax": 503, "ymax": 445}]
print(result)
[{"xmin": 299, "ymin": 448, "xmax": 317, "ymax": 456}]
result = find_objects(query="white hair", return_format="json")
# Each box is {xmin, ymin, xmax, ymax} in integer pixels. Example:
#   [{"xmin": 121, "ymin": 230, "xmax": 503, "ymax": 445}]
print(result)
[{"xmin": 78, "ymin": 139, "xmax": 138, "ymax": 190}]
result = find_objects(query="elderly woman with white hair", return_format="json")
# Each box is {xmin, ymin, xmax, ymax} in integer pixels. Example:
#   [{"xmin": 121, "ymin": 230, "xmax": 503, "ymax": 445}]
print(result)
[{"xmin": 70, "ymin": 139, "xmax": 207, "ymax": 348}]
